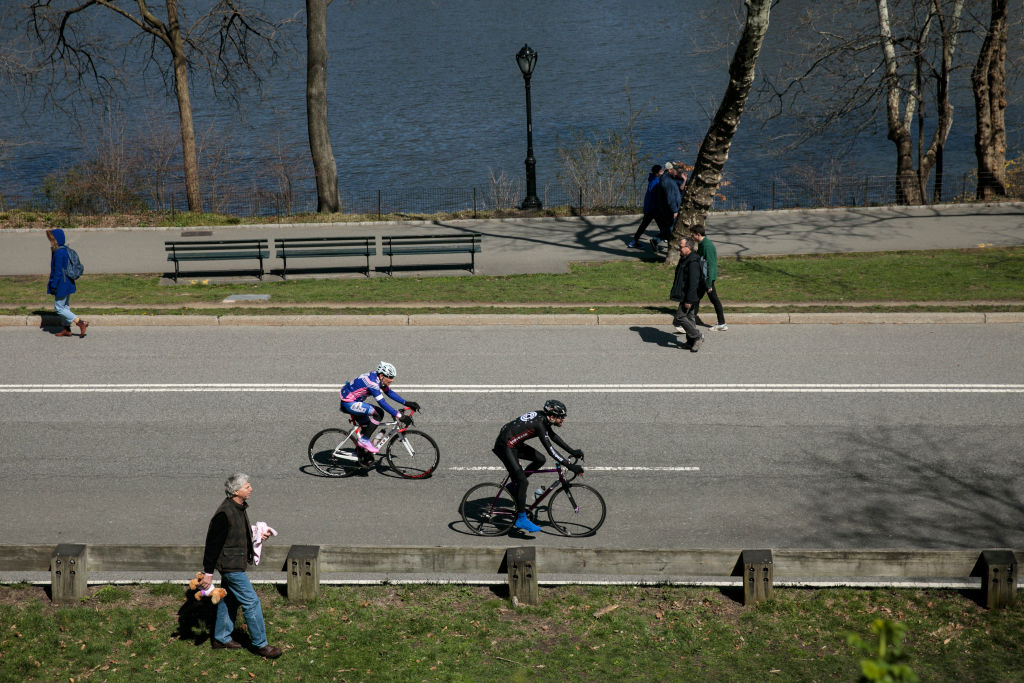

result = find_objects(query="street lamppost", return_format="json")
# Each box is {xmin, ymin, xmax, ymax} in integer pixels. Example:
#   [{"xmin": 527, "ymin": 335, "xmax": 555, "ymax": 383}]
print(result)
[{"xmin": 516, "ymin": 44, "xmax": 542, "ymax": 210}]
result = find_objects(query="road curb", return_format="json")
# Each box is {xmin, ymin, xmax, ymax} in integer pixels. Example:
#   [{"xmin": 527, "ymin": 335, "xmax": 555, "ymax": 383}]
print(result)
[{"xmin": 3, "ymin": 311, "xmax": 1022, "ymax": 328}]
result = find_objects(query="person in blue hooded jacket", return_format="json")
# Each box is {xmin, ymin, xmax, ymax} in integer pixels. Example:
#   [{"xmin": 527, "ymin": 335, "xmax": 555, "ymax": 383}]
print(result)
[
  {"xmin": 46, "ymin": 229, "xmax": 89, "ymax": 338},
  {"xmin": 627, "ymin": 164, "xmax": 663, "ymax": 249}
]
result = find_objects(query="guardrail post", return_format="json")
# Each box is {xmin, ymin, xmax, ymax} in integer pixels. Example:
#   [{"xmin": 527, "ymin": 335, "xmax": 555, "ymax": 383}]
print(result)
[
  {"xmin": 978, "ymin": 549, "xmax": 1017, "ymax": 609},
  {"xmin": 741, "ymin": 549, "xmax": 774, "ymax": 606},
  {"xmin": 506, "ymin": 546, "xmax": 539, "ymax": 606},
  {"xmin": 50, "ymin": 543, "xmax": 88, "ymax": 604},
  {"xmin": 286, "ymin": 545, "xmax": 320, "ymax": 603}
]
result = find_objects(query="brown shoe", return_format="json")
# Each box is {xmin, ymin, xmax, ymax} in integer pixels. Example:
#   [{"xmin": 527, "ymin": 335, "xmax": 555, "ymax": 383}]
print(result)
[
  {"xmin": 56, "ymin": 327, "xmax": 73, "ymax": 337},
  {"xmin": 76, "ymin": 319, "xmax": 89, "ymax": 337},
  {"xmin": 212, "ymin": 639, "xmax": 243, "ymax": 650},
  {"xmin": 255, "ymin": 645, "xmax": 282, "ymax": 659}
]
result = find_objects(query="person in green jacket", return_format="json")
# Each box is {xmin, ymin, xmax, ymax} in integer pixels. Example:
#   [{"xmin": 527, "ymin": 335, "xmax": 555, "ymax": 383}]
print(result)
[{"xmin": 689, "ymin": 225, "xmax": 727, "ymax": 331}]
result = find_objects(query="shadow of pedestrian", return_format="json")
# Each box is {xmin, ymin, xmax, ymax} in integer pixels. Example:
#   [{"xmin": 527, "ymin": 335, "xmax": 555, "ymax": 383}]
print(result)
[{"xmin": 629, "ymin": 326, "xmax": 683, "ymax": 349}]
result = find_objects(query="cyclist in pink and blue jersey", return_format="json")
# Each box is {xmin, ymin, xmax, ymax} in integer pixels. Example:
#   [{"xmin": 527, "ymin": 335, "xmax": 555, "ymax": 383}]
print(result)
[{"xmin": 339, "ymin": 361, "xmax": 421, "ymax": 457}]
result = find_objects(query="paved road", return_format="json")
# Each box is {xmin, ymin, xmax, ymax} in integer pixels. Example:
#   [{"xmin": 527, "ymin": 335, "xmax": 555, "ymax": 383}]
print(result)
[
  {"xmin": 2, "ymin": 202, "xmax": 1023, "ymax": 277},
  {"xmin": 2, "ymin": 323, "xmax": 1021, "ymax": 554}
]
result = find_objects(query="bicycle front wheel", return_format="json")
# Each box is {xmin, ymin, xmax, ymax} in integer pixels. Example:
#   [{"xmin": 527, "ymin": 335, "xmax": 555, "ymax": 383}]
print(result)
[
  {"xmin": 385, "ymin": 429, "xmax": 440, "ymax": 479},
  {"xmin": 546, "ymin": 483, "xmax": 606, "ymax": 537},
  {"xmin": 307, "ymin": 428, "xmax": 361, "ymax": 477},
  {"xmin": 460, "ymin": 483, "xmax": 516, "ymax": 536}
]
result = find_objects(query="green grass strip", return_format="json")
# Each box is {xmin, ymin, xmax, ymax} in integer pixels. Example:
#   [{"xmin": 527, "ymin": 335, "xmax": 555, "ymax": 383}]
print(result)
[
  {"xmin": 1, "ymin": 247, "xmax": 1022, "ymax": 312},
  {"xmin": 1, "ymin": 583, "xmax": 1022, "ymax": 681}
]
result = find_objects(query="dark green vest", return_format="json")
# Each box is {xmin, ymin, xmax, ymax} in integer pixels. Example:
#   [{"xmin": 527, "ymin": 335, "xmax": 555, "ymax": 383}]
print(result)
[{"xmin": 215, "ymin": 497, "xmax": 253, "ymax": 572}]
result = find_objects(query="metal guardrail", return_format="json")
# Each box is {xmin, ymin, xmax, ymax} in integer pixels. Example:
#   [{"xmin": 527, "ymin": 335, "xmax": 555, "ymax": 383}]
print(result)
[{"xmin": 2, "ymin": 544, "xmax": 1019, "ymax": 608}]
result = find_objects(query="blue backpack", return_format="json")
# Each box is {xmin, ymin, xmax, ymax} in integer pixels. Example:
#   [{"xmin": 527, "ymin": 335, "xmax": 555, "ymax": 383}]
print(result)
[{"xmin": 62, "ymin": 246, "xmax": 84, "ymax": 281}]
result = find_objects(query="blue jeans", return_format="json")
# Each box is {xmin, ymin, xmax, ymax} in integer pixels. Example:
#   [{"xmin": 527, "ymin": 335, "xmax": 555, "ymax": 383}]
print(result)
[
  {"xmin": 214, "ymin": 571, "xmax": 268, "ymax": 648},
  {"xmin": 53, "ymin": 296, "xmax": 76, "ymax": 325}
]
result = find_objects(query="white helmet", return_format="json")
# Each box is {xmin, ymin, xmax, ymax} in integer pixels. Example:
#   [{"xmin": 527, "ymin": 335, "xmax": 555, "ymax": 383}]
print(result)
[{"xmin": 376, "ymin": 361, "xmax": 397, "ymax": 378}]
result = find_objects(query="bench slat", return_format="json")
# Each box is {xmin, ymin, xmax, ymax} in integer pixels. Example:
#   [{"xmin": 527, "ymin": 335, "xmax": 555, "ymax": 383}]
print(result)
[
  {"xmin": 168, "ymin": 251, "xmax": 269, "ymax": 261},
  {"xmin": 276, "ymin": 249, "xmax": 371, "ymax": 258},
  {"xmin": 384, "ymin": 246, "xmax": 481, "ymax": 255}
]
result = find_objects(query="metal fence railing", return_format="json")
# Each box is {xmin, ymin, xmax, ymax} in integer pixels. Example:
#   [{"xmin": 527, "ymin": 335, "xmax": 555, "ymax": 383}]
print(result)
[{"xmin": 1, "ymin": 172, "xmax": 1019, "ymax": 219}]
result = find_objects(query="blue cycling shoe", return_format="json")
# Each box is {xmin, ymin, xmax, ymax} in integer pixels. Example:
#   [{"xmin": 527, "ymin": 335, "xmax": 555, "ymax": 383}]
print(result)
[{"xmin": 514, "ymin": 512, "xmax": 541, "ymax": 533}]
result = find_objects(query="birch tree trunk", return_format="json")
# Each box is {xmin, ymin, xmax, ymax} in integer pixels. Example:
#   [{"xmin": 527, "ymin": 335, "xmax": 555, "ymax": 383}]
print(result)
[
  {"xmin": 877, "ymin": 0, "xmax": 925, "ymax": 205},
  {"xmin": 972, "ymin": 0, "xmax": 1008, "ymax": 199},
  {"xmin": 666, "ymin": 0, "xmax": 772, "ymax": 266},
  {"xmin": 306, "ymin": 0, "xmax": 340, "ymax": 213}
]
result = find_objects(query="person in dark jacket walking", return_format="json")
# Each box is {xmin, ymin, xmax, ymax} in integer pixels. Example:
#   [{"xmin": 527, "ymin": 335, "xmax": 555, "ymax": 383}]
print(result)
[
  {"xmin": 199, "ymin": 473, "xmax": 283, "ymax": 659},
  {"xmin": 627, "ymin": 164, "xmax": 663, "ymax": 248},
  {"xmin": 652, "ymin": 162, "xmax": 682, "ymax": 250},
  {"xmin": 669, "ymin": 238, "xmax": 706, "ymax": 352},
  {"xmin": 46, "ymin": 229, "xmax": 88, "ymax": 338}
]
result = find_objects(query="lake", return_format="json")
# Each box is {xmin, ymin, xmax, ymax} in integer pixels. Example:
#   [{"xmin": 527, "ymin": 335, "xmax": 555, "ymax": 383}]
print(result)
[{"xmin": 1, "ymin": 0, "xmax": 1019, "ymax": 210}]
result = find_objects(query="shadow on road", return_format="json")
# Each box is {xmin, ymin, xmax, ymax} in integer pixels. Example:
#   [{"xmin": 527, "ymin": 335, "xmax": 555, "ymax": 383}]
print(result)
[{"xmin": 629, "ymin": 325, "xmax": 684, "ymax": 349}]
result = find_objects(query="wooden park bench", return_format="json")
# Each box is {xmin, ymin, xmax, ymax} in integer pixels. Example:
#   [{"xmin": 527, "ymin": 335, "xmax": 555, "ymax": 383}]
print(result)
[
  {"xmin": 381, "ymin": 233, "xmax": 482, "ymax": 276},
  {"xmin": 274, "ymin": 236, "xmax": 375, "ymax": 278},
  {"xmin": 165, "ymin": 238, "xmax": 269, "ymax": 282}
]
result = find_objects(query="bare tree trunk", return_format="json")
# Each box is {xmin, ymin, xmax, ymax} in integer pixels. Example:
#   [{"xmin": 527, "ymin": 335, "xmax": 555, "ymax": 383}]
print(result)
[
  {"xmin": 666, "ymin": 0, "xmax": 772, "ymax": 266},
  {"xmin": 878, "ymin": 0, "xmax": 925, "ymax": 205},
  {"xmin": 166, "ymin": 0, "xmax": 202, "ymax": 212},
  {"xmin": 924, "ymin": 0, "xmax": 962, "ymax": 204},
  {"xmin": 306, "ymin": 0, "xmax": 340, "ymax": 213},
  {"xmin": 973, "ymin": 0, "xmax": 1008, "ymax": 199}
]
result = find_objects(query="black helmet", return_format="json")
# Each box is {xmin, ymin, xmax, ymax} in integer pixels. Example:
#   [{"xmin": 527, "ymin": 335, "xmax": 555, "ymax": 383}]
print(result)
[{"xmin": 542, "ymin": 399, "xmax": 567, "ymax": 419}]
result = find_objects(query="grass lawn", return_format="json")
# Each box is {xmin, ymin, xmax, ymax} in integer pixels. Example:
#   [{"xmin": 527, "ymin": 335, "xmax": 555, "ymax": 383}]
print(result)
[
  {"xmin": 1, "ymin": 583, "xmax": 1022, "ymax": 681},
  {"xmin": 1, "ymin": 247, "xmax": 1023, "ymax": 315}
]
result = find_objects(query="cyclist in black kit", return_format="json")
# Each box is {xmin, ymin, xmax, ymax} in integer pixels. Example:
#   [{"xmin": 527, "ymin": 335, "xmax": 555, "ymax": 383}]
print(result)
[{"xmin": 493, "ymin": 399, "xmax": 584, "ymax": 532}]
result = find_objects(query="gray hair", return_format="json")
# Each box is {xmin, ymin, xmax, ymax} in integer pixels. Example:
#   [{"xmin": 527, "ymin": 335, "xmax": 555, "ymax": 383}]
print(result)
[{"xmin": 225, "ymin": 472, "xmax": 250, "ymax": 497}]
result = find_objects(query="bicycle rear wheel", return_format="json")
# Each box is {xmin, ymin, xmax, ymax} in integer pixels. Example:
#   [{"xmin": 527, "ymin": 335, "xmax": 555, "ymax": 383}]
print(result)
[
  {"xmin": 307, "ymin": 428, "xmax": 362, "ymax": 477},
  {"xmin": 385, "ymin": 429, "xmax": 440, "ymax": 479},
  {"xmin": 546, "ymin": 483, "xmax": 606, "ymax": 537},
  {"xmin": 460, "ymin": 483, "xmax": 516, "ymax": 536}
]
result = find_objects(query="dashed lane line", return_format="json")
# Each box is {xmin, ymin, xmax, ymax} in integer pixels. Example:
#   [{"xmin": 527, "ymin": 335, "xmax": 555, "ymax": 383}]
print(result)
[{"xmin": 447, "ymin": 466, "xmax": 700, "ymax": 472}]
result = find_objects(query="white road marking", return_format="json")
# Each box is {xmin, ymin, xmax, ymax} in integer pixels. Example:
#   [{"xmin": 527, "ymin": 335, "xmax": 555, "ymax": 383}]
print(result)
[
  {"xmin": 1, "ymin": 383, "xmax": 1023, "ymax": 393},
  {"xmin": 447, "ymin": 466, "xmax": 700, "ymax": 472}
]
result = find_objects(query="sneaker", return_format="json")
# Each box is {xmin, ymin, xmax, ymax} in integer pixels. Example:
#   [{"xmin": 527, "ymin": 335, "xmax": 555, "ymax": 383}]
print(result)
[
  {"xmin": 711, "ymin": 323, "xmax": 728, "ymax": 331},
  {"xmin": 356, "ymin": 436, "xmax": 379, "ymax": 453},
  {"xmin": 689, "ymin": 334, "xmax": 704, "ymax": 353},
  {"xmin": 673, "ymin": 326, "xmax": 687, "ymax": 334},
  {"xmin": 627, "ymin": 239, "xmax": 641, "ymax": 249},
  {"xmin": 514, "ymin": 512, "xmax": 541, "ymax": 533}
]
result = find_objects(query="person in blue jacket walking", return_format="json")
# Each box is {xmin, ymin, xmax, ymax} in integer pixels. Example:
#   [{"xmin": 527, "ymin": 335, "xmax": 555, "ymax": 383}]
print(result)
[
  {"xmin": 46, "ymin": 229, "xmax": 89, "ymax": 338},
  {"xmin": 627, "ymin": 164, "xmax": 663, "ymax": 249}
]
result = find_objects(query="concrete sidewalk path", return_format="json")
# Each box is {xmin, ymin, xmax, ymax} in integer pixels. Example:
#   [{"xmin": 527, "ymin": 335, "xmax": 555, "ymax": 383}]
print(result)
[{"xmin": 1, "ymin": 202, "xmax": 1022, "ymax": 277}]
